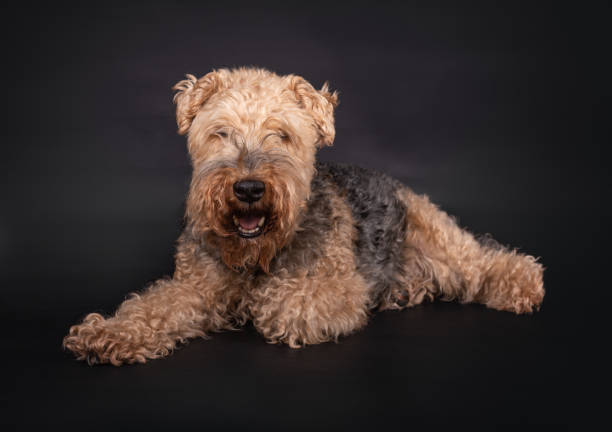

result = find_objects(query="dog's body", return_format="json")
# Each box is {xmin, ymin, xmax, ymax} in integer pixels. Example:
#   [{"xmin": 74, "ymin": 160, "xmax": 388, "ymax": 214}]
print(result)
[{"xmin": 64, "ymin": 68, "xmax": 544, "ymax": 365}]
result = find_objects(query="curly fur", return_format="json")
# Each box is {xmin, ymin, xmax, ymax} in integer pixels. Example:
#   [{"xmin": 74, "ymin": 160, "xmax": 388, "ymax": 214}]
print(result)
[{"xmin": 63, "ymin": 67, "xmax": 544, "ymax": 365}]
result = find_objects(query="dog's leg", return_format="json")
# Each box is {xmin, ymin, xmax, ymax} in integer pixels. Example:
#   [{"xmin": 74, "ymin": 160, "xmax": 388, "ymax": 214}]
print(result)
[
  {"xmin": 250, "ymin": 191, "xmax": 371, "ymax": 348},
  {"xmin": 63, "ymin": 245, "xmax": 233, "ymax": 365},
  {"xmin": 396, "ymin": 188, "xmax": 544, "ymax": 314},
  {"xmin": 251, "ymin": 269, "xmax": 370, "ymax": 348}
]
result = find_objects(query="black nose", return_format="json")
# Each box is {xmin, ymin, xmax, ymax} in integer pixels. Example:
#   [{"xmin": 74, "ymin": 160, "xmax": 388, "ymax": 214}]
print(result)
[{"xmin": 233, "ymin": 180, "xmax": 265, "ymax": 203}]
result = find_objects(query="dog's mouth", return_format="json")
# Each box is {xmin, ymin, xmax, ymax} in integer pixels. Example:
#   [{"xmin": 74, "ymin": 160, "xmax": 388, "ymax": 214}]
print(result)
[{"xmin": 232, "ymin": 212, "xmax": 267, "ymax": 238}]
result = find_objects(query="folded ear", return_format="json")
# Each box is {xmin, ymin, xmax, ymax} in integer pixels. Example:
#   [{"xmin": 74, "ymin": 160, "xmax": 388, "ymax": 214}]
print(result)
[
  {"xmin": 288, "ymin": 75, "xmax": 339, "ymax": 147},
  {"xmin": 172, "ymin": 71, "xmax": 223, "ymax": 135}
]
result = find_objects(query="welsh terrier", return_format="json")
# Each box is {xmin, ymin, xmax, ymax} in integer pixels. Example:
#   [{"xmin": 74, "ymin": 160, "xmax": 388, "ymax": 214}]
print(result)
[{"xmin": 63, "ymin": 68, "xmax": 545, "ymax": 365}]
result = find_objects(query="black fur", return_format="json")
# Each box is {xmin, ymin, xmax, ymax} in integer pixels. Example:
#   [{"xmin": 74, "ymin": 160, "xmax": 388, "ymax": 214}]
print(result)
[
  {"xmin": 316, "ymin": 162, "xmax": 408, "ymax": 307},
  {"xmin": 189, "ymin": 160, "xmax": 409, "ymax": 308}
]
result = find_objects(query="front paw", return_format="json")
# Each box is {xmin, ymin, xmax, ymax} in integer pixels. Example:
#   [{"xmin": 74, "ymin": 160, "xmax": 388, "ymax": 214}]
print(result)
[{"xmin": 63, "ymin": 313, "xmax": 150, "ymax": 366}]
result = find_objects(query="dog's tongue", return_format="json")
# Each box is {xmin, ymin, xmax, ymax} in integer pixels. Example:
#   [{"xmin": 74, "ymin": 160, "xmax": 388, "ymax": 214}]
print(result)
[{"xmin": 238, "ymin": 215, "xmax": 260, "ymax": 230}]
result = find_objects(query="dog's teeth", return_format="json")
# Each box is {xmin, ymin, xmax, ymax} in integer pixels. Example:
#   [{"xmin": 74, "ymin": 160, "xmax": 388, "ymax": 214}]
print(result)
[
  {"xmin": 235, "ymin": 216, "xmax": 265, "ymax": 236},
  {"xmin": 239, "ymin": 227, "xmax": 258, "ymax": 234}
]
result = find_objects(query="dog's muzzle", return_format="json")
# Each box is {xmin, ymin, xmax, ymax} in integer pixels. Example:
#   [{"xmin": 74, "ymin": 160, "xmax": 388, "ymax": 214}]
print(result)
[{"xmin": 231, "ymin": 180, "xmax": 267, "ymax": 238}]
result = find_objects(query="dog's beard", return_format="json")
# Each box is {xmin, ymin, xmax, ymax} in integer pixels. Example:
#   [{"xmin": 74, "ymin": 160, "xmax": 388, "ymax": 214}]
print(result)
[{"xmin": 186, "ymin": 167, "xmax": 307, "ymax": 273}]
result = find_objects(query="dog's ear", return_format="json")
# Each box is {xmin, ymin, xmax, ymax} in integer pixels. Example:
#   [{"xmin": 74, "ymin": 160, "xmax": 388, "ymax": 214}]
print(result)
[
  {"xmin": 288, "ymin": 76, "xmax": 339, "ymax": 147},
  {"xmin": 172, "ymin": 71, "xmax": 223, "ymax": 135}
]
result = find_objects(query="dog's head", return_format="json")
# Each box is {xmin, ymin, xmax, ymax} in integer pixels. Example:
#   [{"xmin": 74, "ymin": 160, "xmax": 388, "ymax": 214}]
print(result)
[{"xmin": 173, "ymin": 68, "xmax": 338, "ymax": 272}]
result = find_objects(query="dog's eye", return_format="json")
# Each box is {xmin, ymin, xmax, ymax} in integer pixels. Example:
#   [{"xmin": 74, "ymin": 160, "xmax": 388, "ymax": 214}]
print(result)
[
  {"xmin": 216, "ymin": 131, "xmax": 228, "ymax": 138},
  {"xmin": 276, "ymin": 132, "xmax": 291, "ymax": 142}
]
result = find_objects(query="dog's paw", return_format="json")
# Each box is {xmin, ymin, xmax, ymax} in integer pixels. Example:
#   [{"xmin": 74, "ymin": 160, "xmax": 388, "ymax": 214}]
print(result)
[
  {"xmin": 63, "ymin": 313, "xmax": 105, "ymax": 362},
  {"xmin": 63, "ymin": 313, "xmax": 154, "ymax": 366},
  {"xmin": 63, "ymin": 313, "xmax": 121, "ymax": 365},
  {"xmin": 485, "ymin": 254, "xmax": 545, "ymax": 314}
]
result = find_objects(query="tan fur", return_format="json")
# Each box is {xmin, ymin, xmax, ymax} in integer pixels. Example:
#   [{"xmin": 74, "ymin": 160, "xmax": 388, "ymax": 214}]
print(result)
[
  {"xmin": 247, "ymin": 186, "xmax": 370, "ymax": 348},
  {"xmin": 63, "ymin": 268, "xmax": 228, "ymax": 365},
  {"xmin": 380, "ymin": 188, "xmax": 544, "ymax": 313},
  {"xmin": 63, "ymin": 67, "xmax": 544, "ymax": 366}
]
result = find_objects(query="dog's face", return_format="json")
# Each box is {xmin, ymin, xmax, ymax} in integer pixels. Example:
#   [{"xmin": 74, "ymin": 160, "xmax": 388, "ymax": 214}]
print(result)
[{"xmin": 173, "ymin": 68, "xmax": 338, "ymax": 272}]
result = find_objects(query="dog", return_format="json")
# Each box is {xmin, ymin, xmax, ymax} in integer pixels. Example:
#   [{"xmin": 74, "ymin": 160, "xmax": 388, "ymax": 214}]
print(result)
[{"xmin": 63, "ymin": 67, "xmax": 545, "ymax": 365}]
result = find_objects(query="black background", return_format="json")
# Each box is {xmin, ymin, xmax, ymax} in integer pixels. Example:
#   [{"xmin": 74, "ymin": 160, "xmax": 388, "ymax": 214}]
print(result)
[{"xmin": 2, "ymin": 1, "xmax": 604, "ymax": 430}]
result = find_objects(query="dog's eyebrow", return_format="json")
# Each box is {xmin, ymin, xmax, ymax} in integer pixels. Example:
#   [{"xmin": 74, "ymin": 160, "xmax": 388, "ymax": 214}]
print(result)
[
  {"xmin": 196, "ymin": 148, "xmax": 298, "ymax": 179},
  {"xmin": 196, "ymin": 159, "xmax": 236, "ymax": 179},
  {"xmin": 202, "ymin": 124, "xmax": 247, "ymax": 149},
  {"xmin": 230, "ymin": 129, "xmax": 247, "ymax": 150},
  {"xmin": 246, "ymin": 149, "xmax": 291, "ymax": 170},
  {"xmin": 260, "ymin": 132, "xmax": 284, "ymax": 147}
]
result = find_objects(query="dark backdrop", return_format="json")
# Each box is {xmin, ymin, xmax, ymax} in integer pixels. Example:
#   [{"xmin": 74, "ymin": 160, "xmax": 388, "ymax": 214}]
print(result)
[{"xmin": 2, "ymin": 1, "xmax": 603, "ymax": 430}]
